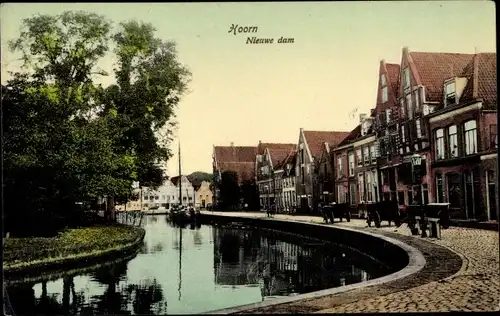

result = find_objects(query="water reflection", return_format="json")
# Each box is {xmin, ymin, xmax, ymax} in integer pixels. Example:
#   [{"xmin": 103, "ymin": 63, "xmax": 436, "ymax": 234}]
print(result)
[
  {"xmin": 5, "ymin": 215, "xmax": 393, "ymax": 315},
  {"xmin": 212, "ymin": 227, "xmax": 388, "ymax": 299}
]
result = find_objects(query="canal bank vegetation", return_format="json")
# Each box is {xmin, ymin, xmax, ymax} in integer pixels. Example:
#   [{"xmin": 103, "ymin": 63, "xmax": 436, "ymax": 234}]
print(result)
[
  {"xmin": 3, "ymin": 224, "xmax": 145, "ymax": 274},
  {"xmin": 3, "ymin": 11, "xmax": 191, "ymax": 238}
]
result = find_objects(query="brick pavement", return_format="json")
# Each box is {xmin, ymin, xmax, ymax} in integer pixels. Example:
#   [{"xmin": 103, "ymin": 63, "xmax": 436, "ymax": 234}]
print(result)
[{"xmin": 201, "ymin": 211, "xmax": 500, "ymax": 313}]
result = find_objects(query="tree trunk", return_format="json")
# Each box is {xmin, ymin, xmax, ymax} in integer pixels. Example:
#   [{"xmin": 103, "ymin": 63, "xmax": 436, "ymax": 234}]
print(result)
[{"xmin": 105, "ymin": 196, "xmax": 116, "ymax": 222}]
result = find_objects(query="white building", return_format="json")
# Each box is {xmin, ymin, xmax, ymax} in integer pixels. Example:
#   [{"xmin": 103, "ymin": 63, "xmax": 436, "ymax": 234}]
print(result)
[
  {"xmin": 141, "ymin": 179, "xmax": 179, "ymax": 210},
  {"xmin": 171, "ymin": 175, "xmax": 196, "ymax": 207}
]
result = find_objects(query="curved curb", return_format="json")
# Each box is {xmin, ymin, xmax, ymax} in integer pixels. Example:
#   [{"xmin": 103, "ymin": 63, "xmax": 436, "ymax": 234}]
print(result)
[
  {"xmin": 201, "ymin": 214, "xmax": 426, "ymax": 315},
  {"xmin": 4, "ymin": 226, "xmax": 146, "ymax": 280}
]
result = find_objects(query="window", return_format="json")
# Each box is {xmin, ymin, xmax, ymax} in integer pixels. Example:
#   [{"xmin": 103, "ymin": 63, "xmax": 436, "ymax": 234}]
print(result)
[
  {"xmin": 366, "ymin": 172, "xmax": 372, "ymax": 202},
  {"xmin": 421, "ymin": 184, "xmax": 429, "ymax": 205},
  {"xmin": 380, "ymin": 74, "xmax": 386, "ymax": 86},
  {"xmin": 386, "ymin": 109, "xmax": 392, "ymax": 124},
  {"xmin": 401, "ymin": 126, "xmax": 406, "ymax": 143},
  {"xmin": 490, "ymin": 124, "xmax": 497, "ymax": 149},
  {"xmin": 403, "ymin": 67, "xmax": 410, "ymax": 88},
  {"xmin": 337, "ymin": 157, "xmax": 343, "ymax": 178},
  {"xmin": 448, "ymin": 125, "xmax": 458, "ymax": 158},
  {"xmin": 349, "ymin": 183, "xmax": 357, "ymax": 205},
  {"xmin": 464, "ymin": 120, "xmax": 477, "ymax": 155},
  {"xmin": 337, "ymin": 185, "xmax": 346, "ymax": 204},
  {"xmin": 356, "ymin": 149, "xmax": 362, "ymax": 167},
  {"xmin": 435, "ymin": 129, "xmax": 445, "ymax": 160},
  {"xmin": 323, "ymin": 163, "xmax": 328, "ymax": 178},
  {"xmin": 416, "ymin": 119, "xmax": 422, "ymax": 139},
  {"xmin": 406, "ymin": 93, "xmax": 413, "ymax": 119},
  {"xmin": 348, "ymin": 152, "xmax": 355, "ymax": 176},
  {"xmin": 363, "ymin": 147, "xmax": 370, "ymax": 165},
  {"xmin": 398, "ymin": 191, "xmax": 405, "ymax": 205},
  {"xmin": 400, "ymin": 99, "xmax": 405, "ymax": 118},
  {"xmin": 414, "ymin": 89, "xmax": 420, "ymax": 112},
  {"xmin": 358, "ymin": 173, "xmax": 365, "ymax": 202},
  {"xmin": 445, "ymin": 81, "xmax": 456, "ymax": 105},
  {"xmin": 370, "ymin": 144, "xmax": 376, "ymax": 164},
  {"xmin": 372, "ymin": 169, "xmax": 379, "ymax": 202},
  {"xmin": 382, "ymin": 87, "xmax": 388, "ymax": 103},
  {"xmin": 436, "ymin": 173, "xmax": 444, "ymax": 203}
]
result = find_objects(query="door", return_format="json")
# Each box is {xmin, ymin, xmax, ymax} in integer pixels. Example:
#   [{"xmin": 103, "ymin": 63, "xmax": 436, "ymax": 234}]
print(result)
[
  {"xmin": 487, "ymin": 170, "xmax": 498, "ymax": 221},
  {"xmin": 202, "ymin": 199, "xmax": 206, "ymax": 208}
]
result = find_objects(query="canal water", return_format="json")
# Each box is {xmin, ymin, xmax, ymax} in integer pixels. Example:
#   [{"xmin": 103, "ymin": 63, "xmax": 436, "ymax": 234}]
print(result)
[{"xmin": 5, "ymin": 215, "xmax": 395, "ymax": 315}]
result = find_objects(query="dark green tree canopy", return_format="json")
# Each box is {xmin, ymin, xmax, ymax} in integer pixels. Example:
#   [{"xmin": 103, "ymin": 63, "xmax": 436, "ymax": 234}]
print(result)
[{"xmin": 3, "ymin": 11, "xmax": 191, "ymax": 235}]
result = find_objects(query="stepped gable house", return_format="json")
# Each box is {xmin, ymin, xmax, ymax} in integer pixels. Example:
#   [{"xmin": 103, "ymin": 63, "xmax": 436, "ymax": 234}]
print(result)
[
  {"xmin": 295, "ymin": 129, "xmax": 350, "ymax": 213},
  {"xmin": 424, "ymin": 52, "xmax": 497, "ymax": 221},
  {"xmin": 255, "ymin": 141, "xmax": 296, "ymax": 210},
  {"xmin": 212, "ymin": 143, "xmax": 258, "ymax": 206}
]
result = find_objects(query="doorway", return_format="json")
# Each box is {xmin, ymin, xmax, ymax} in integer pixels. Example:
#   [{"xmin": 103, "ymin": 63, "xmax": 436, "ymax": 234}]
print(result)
[{"xmin": 487, "ymin": 170, "xmax": 498, "ymax": 221}]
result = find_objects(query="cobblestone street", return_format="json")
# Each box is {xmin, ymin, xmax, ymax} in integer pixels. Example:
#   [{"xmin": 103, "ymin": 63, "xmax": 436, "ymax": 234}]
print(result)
[{"xmin": 202, "ymin": 211, "xmax": 500, "ymax": 313}]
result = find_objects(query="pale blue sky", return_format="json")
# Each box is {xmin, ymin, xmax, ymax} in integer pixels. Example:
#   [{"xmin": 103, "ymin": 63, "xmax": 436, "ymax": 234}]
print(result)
[{"xmin": 1, "ymin": 1, "xmax": 496, "ymax": 174}]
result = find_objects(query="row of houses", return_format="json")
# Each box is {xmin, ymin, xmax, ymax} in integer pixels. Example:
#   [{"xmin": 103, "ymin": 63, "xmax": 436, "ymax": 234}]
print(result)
[
  {"xmin": 212, "ymin": 47, "xmax": 497, "ymax": 222},
  {"xmin": 117, "ymin": 176, "xmax": 213, "ymax": 211}
]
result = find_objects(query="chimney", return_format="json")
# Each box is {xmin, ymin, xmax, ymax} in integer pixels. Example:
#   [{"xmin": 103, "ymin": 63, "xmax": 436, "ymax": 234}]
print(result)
[
  {"xmin": 359, "ymin": 113, "xmax": 367, "ymax": 123},
  {"xmin": 230, "ymin": 142, "xmax": 234, "ymax": 147}
]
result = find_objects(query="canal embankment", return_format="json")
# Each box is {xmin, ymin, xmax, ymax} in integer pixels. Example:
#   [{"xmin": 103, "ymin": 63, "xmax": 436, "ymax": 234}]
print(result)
[
  {"xmin": 3, "ymin": 223, "xmax": 145, "ymax": 280},
  {"xmin": 200, "ymin": 212, "xmax": 463, "ymax": 314}
]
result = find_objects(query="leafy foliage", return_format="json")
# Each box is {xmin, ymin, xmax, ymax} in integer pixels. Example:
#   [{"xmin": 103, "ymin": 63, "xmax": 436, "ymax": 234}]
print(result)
[
  {"xmin": 187, "ymin": 171, "xmax": 213, "ymax": 187},
  {"xmin": 3, "ymin": 224, "xmax": 143, "ymax": 266},
  {"xmin": 3, "ymin": 11, "xmax": 190, "ymax": 236},
  {"xmin": 219, "ymin": 171, "xmax": 240, "ymax": 209}
]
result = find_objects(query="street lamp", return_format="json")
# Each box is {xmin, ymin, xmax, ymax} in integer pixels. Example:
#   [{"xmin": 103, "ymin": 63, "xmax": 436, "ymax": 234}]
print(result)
[{"xmin": 411, "ymin": 153, "xmax": 423, "ymax": 205}]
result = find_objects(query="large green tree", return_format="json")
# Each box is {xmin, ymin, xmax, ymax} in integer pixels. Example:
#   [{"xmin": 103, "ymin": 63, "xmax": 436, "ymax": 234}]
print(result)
[{"xmin": 3, "ymin": 11, "xmax": 190, "ymax": 235}]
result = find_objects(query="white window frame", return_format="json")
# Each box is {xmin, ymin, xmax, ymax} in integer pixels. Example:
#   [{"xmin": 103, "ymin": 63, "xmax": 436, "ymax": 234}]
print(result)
[
  {"xmin": 400, "ymin": 98, "xmax": 405, "ymax": 118},
  {"xmin": 416, "ymin": 119, "xmax": 422, "ymax": 139},
  {"xmin": 382, "ymin": 86, "xmax": 388, "ymax": 103},
  {"xmin": 406, "ymin": 93, "xmax": 413, "ymax": 120},
  {"xmin": 464, "ymin": 120, "xmax": 477, "ymax": 155},
  {"xmin": 386, "ymin": 109, "xmax": 392, "ymax": 124},
  {"xmin": 414, "ymin": 89, "xmax": 420, "ymax": 112},
  {"xmin": 337, "ymin": 156, "xmax": 343, "ymax": 179},
  {"xmin": 348, "ymin": 152, "xmax": 355, "ymax": 176},
  {"xmin": 403, "ymin": 67, "xmax": 410, "ymax": 88},
  {"xmin": 363, "ymin": 147, "xmax": 370, "ymax": 165},
  {"xmin": 448, "ymin": 125, "xmax": 458, "ymax": 157},
  {"xmin": 356, "ymin": 149, "xmax": 362, "ymax": 167},
  {"xmin": 401, "ymin": 126, "xmax": 406, "ymax": 143},
  {"xmin": 369, "ymin": 144, "xmax": 376, "ymax": 164},
  {"xmin": 436, "ymin": 128, "xmax": 445, "ymax": 160},
  {"xmin": 380, "ymin": 74, "xmax": 386, "ymax": 86}
]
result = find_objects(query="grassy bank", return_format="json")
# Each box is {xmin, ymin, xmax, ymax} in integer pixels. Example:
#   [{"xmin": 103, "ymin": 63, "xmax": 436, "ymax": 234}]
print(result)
[{"xmin": 3, "ymin": 224, "xmax": 144, "ymax": 272}]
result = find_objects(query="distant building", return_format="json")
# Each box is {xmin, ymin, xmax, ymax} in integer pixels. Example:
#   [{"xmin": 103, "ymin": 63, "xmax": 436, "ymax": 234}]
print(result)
[
  {"xmin": 295, "ymin": 128, "xmax": 350, "ymax": 213},
  {"xmin": 212, "ymin": 143, "xmax": 258, "ymax": 207},
  {"xmin": 141, "ymin": 179, "xmax": 178, "ymax": 210},
  {"xmin": 195, "ymin": 180, "xmax": 213, "ymax": 208},
  {"xmin": 171, "ymin": 175, "xmax": 196, "ymax": 207}
]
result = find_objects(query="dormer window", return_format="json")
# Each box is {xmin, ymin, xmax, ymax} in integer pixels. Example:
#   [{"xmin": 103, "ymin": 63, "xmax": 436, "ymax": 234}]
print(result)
[
  {"xmin": 445, "ymin": 81, "xmax": 456, "ymax": 106},
  {"xmin": 403, "ymin": 67, "xmax": 410, "ymax": 89}
]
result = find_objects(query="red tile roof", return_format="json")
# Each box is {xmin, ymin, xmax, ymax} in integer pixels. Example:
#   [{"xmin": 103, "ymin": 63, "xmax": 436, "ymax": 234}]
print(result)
[
  {"xmin": 217, "ymin": 162, "xmax": 255, "ymax": 184},
  {"xmin": 461, "ymin": 53, "xmax": 496, "ymax": 109},
  {"xmin": 374, "ymin": 61, "xmax": 401, "ymax": 115},
  {"xmin": 337, "ymin": 125, "xmax": 361, "ymax": 148},
  {"xmin": 386, "ymin": 63, "xmax": 401, "ymax": 97},
  {"xmin": 268, "ymin": 148, "xmax": 294, "ymax": 170},
  {"xmin": 274, "ymin": 150, "xmax": 297, "ymax": 171},
  {"xmin": 214, "ymin": 145, "xmax": 258, "ymax": 184},
  {"xmin": 214, "ymin": 145, "xmax": 257, "ymax": 163},
  {"xmin": 409, "ymin": 51, "xmax": 474, "ymax": 102},
  {"xmin": 303, "ymin": 130, "xmax": 351, "ymax": 158},
  {"xmin": 257, "ymin": 142, "xmax": 296, "ymax": 155}
]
